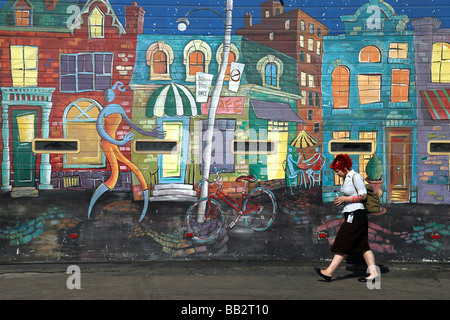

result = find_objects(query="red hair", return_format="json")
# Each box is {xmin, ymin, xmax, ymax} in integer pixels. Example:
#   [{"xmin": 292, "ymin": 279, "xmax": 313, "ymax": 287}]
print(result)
[{"xmin": 330, "ymin": 154, "xmax": 352, "ymax": 171}]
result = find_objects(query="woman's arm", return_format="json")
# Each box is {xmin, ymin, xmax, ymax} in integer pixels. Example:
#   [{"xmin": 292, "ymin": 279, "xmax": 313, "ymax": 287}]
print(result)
[{"xmin": 335, "ymin": 173, "xmax": 367, "ymax": 204}]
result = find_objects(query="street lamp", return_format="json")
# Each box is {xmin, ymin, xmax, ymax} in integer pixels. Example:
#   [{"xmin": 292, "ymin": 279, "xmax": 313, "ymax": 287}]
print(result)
[{"xmin": 177, "ymin": 1, "xmax": 233, "ymax": 223}]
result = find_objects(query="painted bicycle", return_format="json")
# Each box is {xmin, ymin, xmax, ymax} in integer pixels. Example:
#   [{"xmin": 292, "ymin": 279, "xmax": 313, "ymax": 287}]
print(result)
[{"xmin": 185, "ymin": 168, "xmax": 277, "ymax": 243}]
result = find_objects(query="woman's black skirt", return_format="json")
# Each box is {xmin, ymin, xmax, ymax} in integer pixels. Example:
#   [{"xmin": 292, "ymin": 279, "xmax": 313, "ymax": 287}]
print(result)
[{"xmin": 331, "ymin": 209, "xmax": 370, "ymax": 255}]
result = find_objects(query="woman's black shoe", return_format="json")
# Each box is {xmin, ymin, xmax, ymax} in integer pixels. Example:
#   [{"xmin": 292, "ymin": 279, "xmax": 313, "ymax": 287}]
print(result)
[
  {"xmin": 358, "ymin": 275, "xmax": 378, "ymax": 282},
  {"xmin": 314, "ymin": 267, "xmax": 331, "ymax": 282}
]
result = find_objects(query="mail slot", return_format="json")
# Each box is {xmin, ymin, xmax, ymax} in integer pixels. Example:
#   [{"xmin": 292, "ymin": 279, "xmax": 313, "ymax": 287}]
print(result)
[
  {"xmin": 231, "ymin": 140, "xmax": 277, "ymax": 155},
  {"xmin": 428, "ymin": 140, "xmax": 450, "ymax": 155},
  {"xmin": 328, "ymin": 140, "xmax": 375, "ymax": 155},
  {"xmin": 133, "ymin": 140, "xmax": 178, "ymax": 154},
  {"xmin": 32, "ymin": 139, "xmax": 79, "ymax": 154}
]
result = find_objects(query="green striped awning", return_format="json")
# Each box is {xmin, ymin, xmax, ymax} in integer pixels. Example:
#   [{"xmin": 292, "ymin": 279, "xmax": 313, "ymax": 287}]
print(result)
[
  {"xmin": 146, "ymin": 84, "xmax": 200, "ymax": 118},
  {"xmin": 421, "ymin": 89, "xmax": 450, "ymax": 120}
]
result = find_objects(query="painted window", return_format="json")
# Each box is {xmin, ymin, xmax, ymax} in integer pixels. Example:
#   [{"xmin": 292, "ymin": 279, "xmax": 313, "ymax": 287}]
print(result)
[
  {"xmin": 146, "ymin": 41, "xmax": 174, "ymax": 81},
  {"xmin": 308, "ymin": 75, "xmax": 315, "ymax": 87},
  {"xmin": 431, "ymin": 42, "xmax": 450, "ymax": 83},
  {"xmin": 308, "ymin": 38, "xmax": 314, "ymax": 51},
  {"xmin": 285, "ymin": 20, "xmax": 290, "ymax": 30},
  {"xmin": 316, "ymin": 41, "xmax": 321, "ymax": 55},
  {"xmin": 332, "ymin": 66, "xmax": 350, "ymax": 109},
  {"xmin": 153, "ymin": 51, "xmax": 167, "ymax": 74},
  {"xmin": 216, "ymin": 43, "xmax": 239, "ymax": 81},
  {"xmin": 389, "ymin": 43, "xmax": 408, "ymax": 59},
  {"xmin": 357, "ymin": 74, "xmax": 381, "ymax": 104},
  {"xmin": 15, "ymin": 10, "xmax": 31, "ymax": 26},
  {"xmin": 358, "ymin": 131, "xmax": 378, "ymax": 181},
  {"xmin": 265, "ymin": 63, "xmax": 277, "ymax": 86},
  {"xmin": 300, "ymin": 72, "xmax": 306, "ymax": 86},
  {"xmin": 299, "ymin": 35, "xmax": 304, "ymax": 47},
  {"xmin": 359, "ymin": 45, "xmax": 381, "ymax": 63},
  {"xmin": 189, "ymin": 51, "xmax": 204, "ymax": 75},
  {"xmin": 256, "ymin": 55, "xmax": 283, "ymax": 89},
  {"xmin": 64, "ymin": 99, "xmax": 104, "ymax": 168},
  {"xmin": 89, "ymin": 7, "xmax": 104, "ymax": 39},
  {"xmin": 391, "ymin": 69, "xmax": 410, "ymax": 102},
  {"xmin": 332, "ymin": 131, "xmax": 350, "ymax": 185},
  {"xmin": 60, "ymin": 53, "xmax": 113, "ymax": 92},
  {"xmin": 183, "ymin": 40, "xmax": 211, "ymax": 82},
  {"xmin": 10, "ymin": 45, "xmax": 38, "ymax": 87}
]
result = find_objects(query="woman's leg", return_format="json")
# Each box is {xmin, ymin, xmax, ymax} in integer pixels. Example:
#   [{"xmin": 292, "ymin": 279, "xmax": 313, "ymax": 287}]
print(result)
[
  {"xmin": 362, "ymin": 250, "xmax": 378, "ymax": 278},
  {"xmin": 322, "ymin": 253, "xmax": 345, "ymax": 276}
]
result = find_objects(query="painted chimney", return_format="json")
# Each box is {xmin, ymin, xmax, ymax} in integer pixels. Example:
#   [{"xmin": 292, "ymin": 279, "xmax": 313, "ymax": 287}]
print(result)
[
  {"xmin": 244, "ymin": 12, "xmax": 252, "ymax": 28},
  {"xmin": 125, "ymin": 2, "xmax": 145, "ymax": 34},
  {"xmin": 45, "ymin": 0, "xmax": 58, "ymax": 11}
]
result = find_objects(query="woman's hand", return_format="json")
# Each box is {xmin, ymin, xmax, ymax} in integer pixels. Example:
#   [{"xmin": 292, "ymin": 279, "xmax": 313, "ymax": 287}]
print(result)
[{"xmin": 334, "ymin": 196, "xmax": 346, "ymax": 206}]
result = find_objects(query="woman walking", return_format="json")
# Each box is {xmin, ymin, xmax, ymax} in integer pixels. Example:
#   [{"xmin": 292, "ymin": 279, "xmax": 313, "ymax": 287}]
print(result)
[{"xmin": 315, "ymin": 154, "xmax": 378, "ymax": 282}]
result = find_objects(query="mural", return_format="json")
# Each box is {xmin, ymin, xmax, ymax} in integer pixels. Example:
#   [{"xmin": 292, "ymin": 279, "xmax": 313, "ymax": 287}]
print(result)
[{"xmin": 0, "ymin": 0, "xmax": 448, "ymax": 263}]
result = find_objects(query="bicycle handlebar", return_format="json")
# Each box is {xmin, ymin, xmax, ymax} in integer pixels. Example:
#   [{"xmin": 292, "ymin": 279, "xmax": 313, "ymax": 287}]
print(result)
[{"xmin": 197, "ymin": 167, "xmax": 226, "ymax": 187}]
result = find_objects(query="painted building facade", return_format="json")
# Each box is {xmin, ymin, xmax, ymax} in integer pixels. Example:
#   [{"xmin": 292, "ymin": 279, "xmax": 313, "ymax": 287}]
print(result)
[
  {"xmin": 321, "ymin": 0, "xmax": 417, "ymax": 204},
  {"xmin": 236, "ymin": 0, "xmax": 328, "ymax": 160},
  {"xmin": 0, "ymin": 0, "xmax": 144, "ymax": 196},
  {"xmin": 412, "ymin": 17, "xmax": 450, "ymax": 203},
  {"xmin": 129, "ymin": 34, "xmax": 303, "ymax": 201}
]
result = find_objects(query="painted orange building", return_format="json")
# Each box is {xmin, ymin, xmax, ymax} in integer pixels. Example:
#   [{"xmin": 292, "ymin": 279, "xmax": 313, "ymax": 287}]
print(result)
[{"xmin": 236, "ymin": 0, "xmax": 329, "ymax": 158}]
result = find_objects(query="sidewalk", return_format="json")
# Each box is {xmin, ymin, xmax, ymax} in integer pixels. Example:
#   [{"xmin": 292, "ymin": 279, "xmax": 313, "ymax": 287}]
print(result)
[{"xmin": 0, "ymin": 260, "xmax": 448, "ymax": 300}]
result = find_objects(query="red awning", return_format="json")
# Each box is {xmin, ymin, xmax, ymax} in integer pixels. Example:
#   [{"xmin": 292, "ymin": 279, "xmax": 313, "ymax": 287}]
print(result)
[{"xmin": 420, "ymin": 89, "xmax": 450, "ymax": 120}]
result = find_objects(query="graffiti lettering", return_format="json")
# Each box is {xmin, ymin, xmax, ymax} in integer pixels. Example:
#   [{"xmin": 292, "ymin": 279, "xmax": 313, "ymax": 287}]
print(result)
[
  {"xmin": 66, "ymin": 5, "xmax": 82, "ymax": 30},
  {"xmin": 66, "ymin": 265, "xmax": 81, "ymax": 290},
  {"xmin": 366, "ymin": 5, "xmax": 382, "ymax": 30}
]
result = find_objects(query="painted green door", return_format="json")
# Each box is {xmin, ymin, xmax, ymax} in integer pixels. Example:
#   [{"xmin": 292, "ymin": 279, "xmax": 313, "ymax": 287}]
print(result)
[{"xmin": 12, "ymin": 109, "xmax": 37, "ymax": 187}]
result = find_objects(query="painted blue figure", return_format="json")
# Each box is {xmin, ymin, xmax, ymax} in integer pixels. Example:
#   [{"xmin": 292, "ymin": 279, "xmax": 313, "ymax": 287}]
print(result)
[
  {"xmin": 286, "ymin": 147, "xmax": 307, "ymax": 188},
  {"xmin": 88, "ymin": 81, "xmax": 165, "ymax": 222}
]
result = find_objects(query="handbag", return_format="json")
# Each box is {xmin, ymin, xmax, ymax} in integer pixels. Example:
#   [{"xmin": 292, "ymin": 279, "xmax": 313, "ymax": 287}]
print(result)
[{"xmin": 351, "ymin": 175, "xmax": 381, "ymax": 214}]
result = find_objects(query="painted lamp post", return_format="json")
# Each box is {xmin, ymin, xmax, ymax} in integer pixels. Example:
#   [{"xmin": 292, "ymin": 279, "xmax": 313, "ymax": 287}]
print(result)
[{"xmin": 177, "ymin": 0, "xmax": 234, "ymax": 223}]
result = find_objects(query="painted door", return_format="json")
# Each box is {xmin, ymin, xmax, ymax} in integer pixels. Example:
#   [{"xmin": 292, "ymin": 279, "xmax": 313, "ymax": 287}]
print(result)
[
  {"xmin": 157, "ymin": 117, "xmax": 189, "ymax": 184},
  {"xmin": 12, "ymin": 109, "xmax": 37, "ymax": 187},
  {"xmin": 267, "ymin": 130, "xmax": 288, "ymax": 180},
  {"xmin": 387, "ymin": 128, "xmax": 411, "ymax": 203}
]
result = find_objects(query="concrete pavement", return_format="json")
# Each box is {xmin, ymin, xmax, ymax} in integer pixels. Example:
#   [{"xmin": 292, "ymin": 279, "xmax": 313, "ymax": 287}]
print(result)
[{"xmin": 0, "ymin": 260, "xmax": 448, "ymax": 301}]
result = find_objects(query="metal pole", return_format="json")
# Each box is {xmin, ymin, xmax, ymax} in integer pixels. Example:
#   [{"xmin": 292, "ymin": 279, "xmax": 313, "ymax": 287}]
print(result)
[{"xmin": 197, "ymin": 0, "xmax": 233, "ymax": 223}]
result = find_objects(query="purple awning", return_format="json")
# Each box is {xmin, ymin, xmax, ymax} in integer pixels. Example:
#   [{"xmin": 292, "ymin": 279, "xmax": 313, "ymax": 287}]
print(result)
[{"xmin": 250, "ymin": 99, "xmax": 306, "ymax": 124}]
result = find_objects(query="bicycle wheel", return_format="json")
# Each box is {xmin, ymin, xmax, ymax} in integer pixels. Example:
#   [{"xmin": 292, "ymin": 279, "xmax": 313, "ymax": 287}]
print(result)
[
  {"xmin": 242, "ymin": 187, "xmax": 277, "ymax": 231},
  {"xmin": 185, "ymin": 198, "xmax": 225, "ymax": 243}
]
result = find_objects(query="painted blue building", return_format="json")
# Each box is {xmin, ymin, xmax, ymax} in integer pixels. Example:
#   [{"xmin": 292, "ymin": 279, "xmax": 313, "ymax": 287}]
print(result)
[
  {"xmin": 129, "ymin": 34, "xmax": 303, "ymax": 201},
  {"xmin": 321, "ymin": 0, "xmax": 417, "ymax": 204}
]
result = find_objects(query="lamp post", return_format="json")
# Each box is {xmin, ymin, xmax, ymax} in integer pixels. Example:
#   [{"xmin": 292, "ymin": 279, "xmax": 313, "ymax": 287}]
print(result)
[{"xmin": 177, "ymin": 0, "xmax": 233, "ymax": 223}]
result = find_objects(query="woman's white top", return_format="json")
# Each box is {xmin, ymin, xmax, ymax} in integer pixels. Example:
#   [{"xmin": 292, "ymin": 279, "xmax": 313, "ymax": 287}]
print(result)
[{"xmin": 340, "ymin": 169, "xmax": 367, "ymax": 213}]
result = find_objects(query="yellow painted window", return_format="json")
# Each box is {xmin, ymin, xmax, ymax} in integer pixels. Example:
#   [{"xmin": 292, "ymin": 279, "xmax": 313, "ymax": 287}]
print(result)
[
  {"xmin": 65, "ymin": 100, "xmax": 102, "ymax": 166},
  {"xmin": 332, "ymin": 131, "xmax": 350, "ymax": 185},
  {"xmin": 10, "ymin": 45, "xmax": 38, "ymax": 87},
  {"xmin": 358, "ymin": 131, "xmax": 377, "ymax": 181},
  {"xmin": 357, "ymin": 74, "xmax": 381, "ymax": 104},
  {"xmin": 431, "ymin": 42, "xmax": 450, "ymax": 83},
  {"xmin": 389, "ymin": 43, "xmax": 408, "ymax": 59},
  {"xmin": 89, "ymin": 7, "xmax": 104, "ymax": 38},
  {"xmin": 17, "ymin": 114, "xmax": 35, "ymax": 143}
]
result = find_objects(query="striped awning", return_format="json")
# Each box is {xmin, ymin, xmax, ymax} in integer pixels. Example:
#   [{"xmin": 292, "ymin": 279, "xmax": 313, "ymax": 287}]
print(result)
[
  {"xmin": 421, "ymin": 89, "xmax": 450, "ymax": 120},
  {"xmin": 146, "ymin": 83, "xmax": 200, "ymax": 118}
]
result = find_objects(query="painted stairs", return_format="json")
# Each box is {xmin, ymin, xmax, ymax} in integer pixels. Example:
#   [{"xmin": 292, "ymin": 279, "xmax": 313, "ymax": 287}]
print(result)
[{"xmin": 150, "ymin": 183, "xmax": 198, "ymax": 202}]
